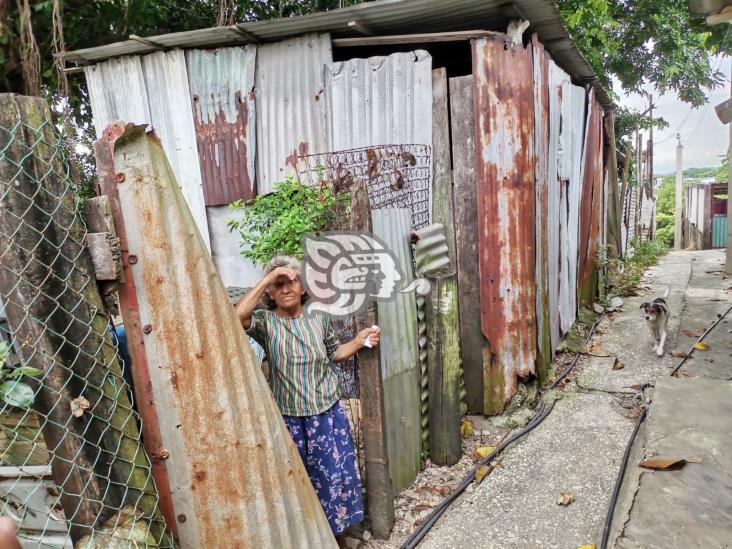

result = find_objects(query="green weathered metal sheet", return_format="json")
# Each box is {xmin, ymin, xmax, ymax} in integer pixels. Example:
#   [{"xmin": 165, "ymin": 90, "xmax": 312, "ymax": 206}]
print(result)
[{"xmin": 712, "ymin": 215, "xmax": 727, "ymax": 248}]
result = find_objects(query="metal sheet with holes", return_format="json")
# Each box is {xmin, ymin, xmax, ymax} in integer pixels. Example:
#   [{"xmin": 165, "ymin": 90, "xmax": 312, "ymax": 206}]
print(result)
[
  {"xmin": 371, "ymin": 208, "xmax": 420, "ymax": 493},
  {"xmin": 255, "ymin": 34, "xmax": 332, "ymax": 194},
  {"xmin": 186, "ymin": 46, "xmax": 257, "ymax": 206}
]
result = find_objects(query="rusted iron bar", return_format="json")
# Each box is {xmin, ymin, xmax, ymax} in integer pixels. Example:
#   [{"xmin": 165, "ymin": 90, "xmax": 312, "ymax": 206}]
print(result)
[
  {"xmin": 349, "ymin": 179, "xmax": 394, "ymax": 539},
  {"xmin": 104, "ymin": 123, "xmax": 336, "ymax": 548},
  {"xmin": 472, "ymin": 36, "xmax": 537, "ymax": 414},
  {"xmin": 449, "ymin": 74, "xmax": 487, "ymax": 415},
  {"xmin": 0, "ymin": 94, "xmax": 165, "ymax": 543},
  {"xmin": 425, "ymin": 272, "xmax": 462, "ymax": 466},
  {"xmin": 93, "ymin": 130, "xmax": 178, "ymax": 537}
]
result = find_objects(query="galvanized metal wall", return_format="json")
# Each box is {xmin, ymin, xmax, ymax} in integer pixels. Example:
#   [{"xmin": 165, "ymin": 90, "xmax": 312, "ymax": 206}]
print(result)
[
  {"xmin": 255, "ymin": 34, "xmax": 332, "ymax": 194},
  {"xmin": 112, "ymin": 126, "xmax": 336, "ymax": 548},
  {"xmin": 371, "ymin": 208, "xmax": 421, "ymax": 493},
  {"xmin": 324, "ymin": 51, "xmax": 433, "ymax": 151},
  {"xmin": 547, "ymin": 60, "xmax": 563, "ymax": 353},
  {"xmin": 186, "ymin": 46, "xmax": 257, "ymax": 205},
  {"xmin": 85, "ymin": 51, "xmax": 211, "ymax": 249},
  {"xmin": 472, "ymin": 36, "xmax": 537, "ymax": 413}
]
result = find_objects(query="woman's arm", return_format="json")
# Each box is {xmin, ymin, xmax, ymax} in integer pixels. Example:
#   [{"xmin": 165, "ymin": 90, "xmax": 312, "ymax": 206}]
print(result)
[
  {"xmin": 235, "ymin": 267, "xmax": 297, "ymax": 329},
  {"xmin": 332, "ymin": 327, "xmax": 380, "ymax": 363}
]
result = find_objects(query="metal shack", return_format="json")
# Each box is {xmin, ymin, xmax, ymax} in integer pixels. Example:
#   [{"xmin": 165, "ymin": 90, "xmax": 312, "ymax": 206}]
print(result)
[{"xmin": 62, "ymin": 0, "xmax": 614, "ymax": 520}]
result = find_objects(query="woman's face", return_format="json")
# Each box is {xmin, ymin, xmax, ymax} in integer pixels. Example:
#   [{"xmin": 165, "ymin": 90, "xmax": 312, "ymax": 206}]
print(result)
[{"xmin": 268, "ymin": 273, "xmax": 305, "ymax": 311}]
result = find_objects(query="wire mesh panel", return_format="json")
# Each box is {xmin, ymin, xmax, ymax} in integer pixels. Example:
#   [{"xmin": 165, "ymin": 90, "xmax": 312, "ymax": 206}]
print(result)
[{"xmin": 0, "ymin": 95, "xmax": 171, "ymax": 547}]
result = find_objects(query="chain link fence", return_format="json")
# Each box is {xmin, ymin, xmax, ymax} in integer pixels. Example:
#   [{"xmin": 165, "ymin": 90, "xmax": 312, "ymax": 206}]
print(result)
[{"xmin": 0, "ymin": 95, "xmax": 172, "ymax": 547}]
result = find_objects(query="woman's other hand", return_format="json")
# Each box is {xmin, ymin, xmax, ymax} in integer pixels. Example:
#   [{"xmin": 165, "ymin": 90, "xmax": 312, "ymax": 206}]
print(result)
[{"xmin": 357, "ymin": 327, "xmax": 380, "ymax": 349}]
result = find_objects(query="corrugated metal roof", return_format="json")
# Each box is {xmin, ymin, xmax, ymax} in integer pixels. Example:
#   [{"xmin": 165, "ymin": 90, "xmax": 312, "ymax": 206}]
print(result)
[
  {"xmin": 111, "ymin": 125, "xmax": 337, "ymax": 548},
  {"xmin": 63, "ymin": 0, "xmax": 613, "ymax": 109},
  {"xmin": 85, "ymin": 52, "xmax": 211, "ymax": 249},
  {"xmin": 324, "ymin": 50, "xmax": 433, "ymax": 151},
  {"xmin": 186, "ymin": 46, "xmax": 257, "ymax": 205},
  {"xmin": 255, "ymin": 34, "xmax": 331, "ymax": 194},
  {"xmin": 371, "ymin": 207, "xmax": 421, "ymax": 494}
]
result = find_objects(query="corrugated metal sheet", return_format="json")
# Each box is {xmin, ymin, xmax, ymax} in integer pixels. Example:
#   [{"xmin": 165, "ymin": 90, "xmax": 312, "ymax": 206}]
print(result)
[
  {"xmin": 414, "ymin": 224, "xmax": 450, "ymax": 275},
  {"xmin": 255, "ymin": 34, "xmax": 331, "ymax": 194},
  {"xmin": 578, "ymin": 92, "xmax": 604, "ymax": 305},
  {"xmin": 533, "ymin": 35, "xmax": 551, "ymax": 374},
  {"xmin": 473, "ymin": 36, "xmax": 537, "ymax": 411},
  {"xmin": 206, "ymin": 205, "xmax": 263, "ymax": 288},
  {"xmin": 86, "ymin": 52, "xmax": 211, "ymax": 249},
  {"xmin": 565, "ymin": 83, "xmax": 585, "ymax": 325},
  {"xmin": 371, "ymin": 208, "xmax": 421, "ymax": 493},
  {"xmin": 111, "ymin": 126, "xmax": 336, "ymax": 548},
  {"xmin": 186, "ymin": 46, "xmax": 257, "ymax": 205},
  {"xmin": 547, "ymin": 60, "xmax": 563, "ymax": 352},
  {"xmin": 324, "ymin": 50, "xmax": 433, "ymax": 150},
  {"xmin": 64, "ymin": 0, "xmax": 614, "ymax": 110}
]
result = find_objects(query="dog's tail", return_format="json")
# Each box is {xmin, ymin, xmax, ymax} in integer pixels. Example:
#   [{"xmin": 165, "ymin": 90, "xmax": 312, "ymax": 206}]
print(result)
[{"xmin": 662, "ymin": 286, "xmax": 670, "ymax": 298}]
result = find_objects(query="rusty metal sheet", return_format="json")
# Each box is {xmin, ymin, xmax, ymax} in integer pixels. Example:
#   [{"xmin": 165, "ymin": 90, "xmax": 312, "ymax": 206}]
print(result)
[
  {"xmin": 473, "ymin": 36, "xmax": 537, "ymax": 412},
  {"xmin": 255, "ymin": 34, "xmax": 331, "ymax": 194},
  {"xmin": 186, "ymin": 46, "xmax": 257, "ymax": 206},
  {"xmin": 109, "ymin": 125, "xmax": 336, "ymax": 548},
  {"xmin": 371, "ymin": 208, "xmax": 421, "ymax": 493},
  {"xmin": 578, "ymin": 92, "xmax": 604, "ymax": 305},
  {"xmin": 324, "ymin": 50, "xmax": 433, "ymax": 150},
  {"xmin": 547, "ymin": 61, "xmax": 563, "ymax": 352},
  {"xmin": 532, "ymin": 35, "xmax": 551, "ymax": 379}
]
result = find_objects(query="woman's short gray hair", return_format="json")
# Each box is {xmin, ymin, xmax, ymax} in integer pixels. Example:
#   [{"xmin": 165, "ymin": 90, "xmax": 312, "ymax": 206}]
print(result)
[{"xmin": 264, "ymin": 254, "xmax": 302, "ymax": 275}]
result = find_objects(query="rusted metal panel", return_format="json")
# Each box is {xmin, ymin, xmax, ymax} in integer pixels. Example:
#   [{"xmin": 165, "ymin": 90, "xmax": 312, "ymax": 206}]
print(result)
[
  {"xmin": 578, "ymin": 92, "xmax": 604, "ymax": 306},
  {"xmin": 186, "ymin": 46, "xmax": 257, "ymax": 206},
  {"xmin": 547, "ymin": 61, "xmax": 562, "ymax": 352},
  {"xmin": 85, "ymin": 52, "xmax": 211, "ymax": 250},
  {"xmin": 255, "ymin": 34, "xmax": 331, "ymax": 194},
  {"xmin": 371, "ymin": 208, "xmax": 421, "ymax": 493},
  {"xmin": 473, "ymin": 36, "xmax": 537, "ymax": 413},
  {"xmin": 567, "ymin": 84, "xmax": 586, "ymax": 317},
  {"xmin": 533, "ymin": 35, "xmax": 551, "ymax": 381},
  {"xmin": 108, "ymin": 124, "xmax": 336, "ymax": 548},
  {"xmin": 324, "ymin": 51, "xmax": 433, "ymax": 150}
]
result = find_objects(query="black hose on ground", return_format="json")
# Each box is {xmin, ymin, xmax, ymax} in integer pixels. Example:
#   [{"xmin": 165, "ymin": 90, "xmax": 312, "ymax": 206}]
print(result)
[
  {"xmin": 670, "ymin": 304, "xmax": 732, "ymax": 376},
  {"xmin": 399, "ymin": 315, "xmax": 603, "ymax": 549}
]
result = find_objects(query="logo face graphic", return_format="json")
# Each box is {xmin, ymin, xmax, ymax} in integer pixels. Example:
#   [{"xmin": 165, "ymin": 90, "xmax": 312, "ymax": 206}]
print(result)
[{"xmin": 302, "ymin": 232, "xmax": 431, "ymax": 318}]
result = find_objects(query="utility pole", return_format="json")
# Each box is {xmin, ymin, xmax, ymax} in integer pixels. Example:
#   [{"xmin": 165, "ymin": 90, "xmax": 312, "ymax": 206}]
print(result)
[
  {"xmin": 675, "ymin": 134, "xmax": 684, "ymax": 250},
  {"xmin": 636, "ymin": 129, "xmax": 642, "ymax": 243},
  {"xmin": 649, "ymin": 94, "xmax": 654, "ymax": 198}
]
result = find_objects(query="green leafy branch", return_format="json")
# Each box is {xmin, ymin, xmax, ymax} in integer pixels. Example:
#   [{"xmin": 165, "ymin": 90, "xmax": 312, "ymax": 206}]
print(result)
[
  {"xmin": 0, "ymin": 341, "xmax": 42, "ymax": 410},
  {"xmin": 227, "ymin": 175, "xmax": 350, "ymax": 267}
]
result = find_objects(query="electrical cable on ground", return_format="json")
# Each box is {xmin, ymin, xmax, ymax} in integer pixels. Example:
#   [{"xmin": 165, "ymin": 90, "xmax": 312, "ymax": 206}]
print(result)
[
  {"xmin": 600, "ymin": 302, "xmax": 732, "ymax": 548},
  {"xmin": 400, "ymin": 315, "xmax": 603, "ymax": 549},
  {"xmin": 671, "ymin": 303, "xmax": 732, "ymax": 376}
]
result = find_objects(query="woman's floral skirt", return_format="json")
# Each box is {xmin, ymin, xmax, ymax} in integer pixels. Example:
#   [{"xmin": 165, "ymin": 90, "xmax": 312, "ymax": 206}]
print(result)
[{"xmin": 283, "ymin": 401, "xmax": 364, "ymax": 535}]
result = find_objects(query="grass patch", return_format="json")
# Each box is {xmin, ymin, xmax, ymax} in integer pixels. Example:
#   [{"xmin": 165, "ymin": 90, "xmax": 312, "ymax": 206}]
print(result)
[{"xmin": 597, "ymin": 239, "xmax": 668, "ymax": 298}]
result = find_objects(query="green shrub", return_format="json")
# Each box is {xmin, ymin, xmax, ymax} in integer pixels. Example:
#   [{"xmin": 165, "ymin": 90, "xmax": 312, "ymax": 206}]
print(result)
[
  {"xmin": 656, "ymin": 212, "xmax": 673, "ymax": 230},
  {"xmin": 227, "ymin": 175, "xmax": 350, "ymax": 267},
  {"xmin": 597, "ymin": 239, "xmax": 668, "ymax": 297}
]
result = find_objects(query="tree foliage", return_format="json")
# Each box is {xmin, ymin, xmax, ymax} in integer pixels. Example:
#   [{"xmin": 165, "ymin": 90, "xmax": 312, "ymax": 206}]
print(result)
[{"xmin": 558, "ymin": 0, "xmax": 731, "ymax": 112}]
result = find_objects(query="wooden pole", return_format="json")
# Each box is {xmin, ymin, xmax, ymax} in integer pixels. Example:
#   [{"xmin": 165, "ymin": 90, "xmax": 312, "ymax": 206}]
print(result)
[
  {"xmin": 349, "ymin": 180, "xmax": 394, "ymax": 539},
  {"xmin": 604, "ymin": 110, "xmax": 621, "ymax": 257},
  {"xmin": 426, "ymin": 273, "xmax": 462, "ymax": 466},
  {"xmin": 0, "ymin": 94, "xmax": 166, "ymax": 544}
]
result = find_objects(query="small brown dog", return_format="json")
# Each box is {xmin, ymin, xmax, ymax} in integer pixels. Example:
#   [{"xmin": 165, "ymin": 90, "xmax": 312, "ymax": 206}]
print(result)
[{"xmin": 640, "ymin": 288, "xmax": 670, "ymax": 357}]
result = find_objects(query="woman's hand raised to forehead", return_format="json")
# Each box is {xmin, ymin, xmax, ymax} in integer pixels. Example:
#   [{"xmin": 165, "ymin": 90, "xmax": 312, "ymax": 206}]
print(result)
[{"xmin": 267, "ymin": 266, "xmax": 300, "ymax": 283}]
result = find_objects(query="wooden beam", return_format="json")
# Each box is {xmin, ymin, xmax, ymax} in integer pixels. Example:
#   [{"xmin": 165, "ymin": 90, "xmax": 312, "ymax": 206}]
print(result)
[
  {"xmin": 128, "ymin": 34, "xmax": 165, "ymax": 49},
  {"xmin": 229, "ymin": 25, "xmax": 261, "ymax": 43},
  {"xmin": 85, "ymin": 232, "xmax": 122, "ymax": 281},
  {"xmin": 347, "ymin": 20, "xmax": 373, "ymax": 36},
  {"xmin": 84, "ymin": 196, "xmax": 116, "ymax": 235},
  {"xmin": 333, "ymin": 30, "xmax": 499, "ymax": 47}
]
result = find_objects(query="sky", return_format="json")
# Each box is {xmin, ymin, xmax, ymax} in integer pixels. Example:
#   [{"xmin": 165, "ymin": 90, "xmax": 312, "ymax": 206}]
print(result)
[{"xmin": 613, "ymin": 56, "xmax": 731, "ymax": 175}]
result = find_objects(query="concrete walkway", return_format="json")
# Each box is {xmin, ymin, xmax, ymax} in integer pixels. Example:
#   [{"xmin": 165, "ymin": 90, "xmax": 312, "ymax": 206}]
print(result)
[{"xmin": 420, "ymin": 250, "xmax": 731, "ymax": 549}]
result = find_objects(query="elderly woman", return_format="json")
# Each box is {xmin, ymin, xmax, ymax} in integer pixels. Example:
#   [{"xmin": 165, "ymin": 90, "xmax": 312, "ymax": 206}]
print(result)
[{"xmin": 236, "ymin": 255, "xmax": 380, "ymax": 539}]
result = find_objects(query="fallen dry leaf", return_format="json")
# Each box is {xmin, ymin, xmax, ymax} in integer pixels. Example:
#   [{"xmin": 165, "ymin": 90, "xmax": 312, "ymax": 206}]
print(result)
[
  {"xmin": 639, "ymin": 457, "xmax": 700, "ymax": 470},
  {"xmin": 589, "ymin": 351, "xmax": 613, "ymax": 357},
  {"xmin": 475, "ymin": 446, "xmax": 496, "ymax": 459},
  {"xmin": 577, "ymin": 545, "xmax": 596, "ymax": 549},
  {"xmin": 70, "ymin": 396, "xmax": 90, "ymax": 418},
  {"xmin": 671, "ymin": 351, "xmax": 689, "ymax": 358},
  {"xmin": 612, "ymin": 358, "xmax": 625, "ymax": 370},
  {"xmin": 682, "ymin": 330, "xmax": 698, "ymax": 338},
  {"xmin": 556, "ymin": 491, "xmax": 575, "ymax": 506},
  {"xmin": 475, "ymin": 465, "xmax": 493, "ymax": 484},
  {"xmin": 460, "ymin": 418, "xmax": 474, "ymax": 438},
  {"xmin": 693, "ymin": 342, "xmax": 710, "ymax": 351}
]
